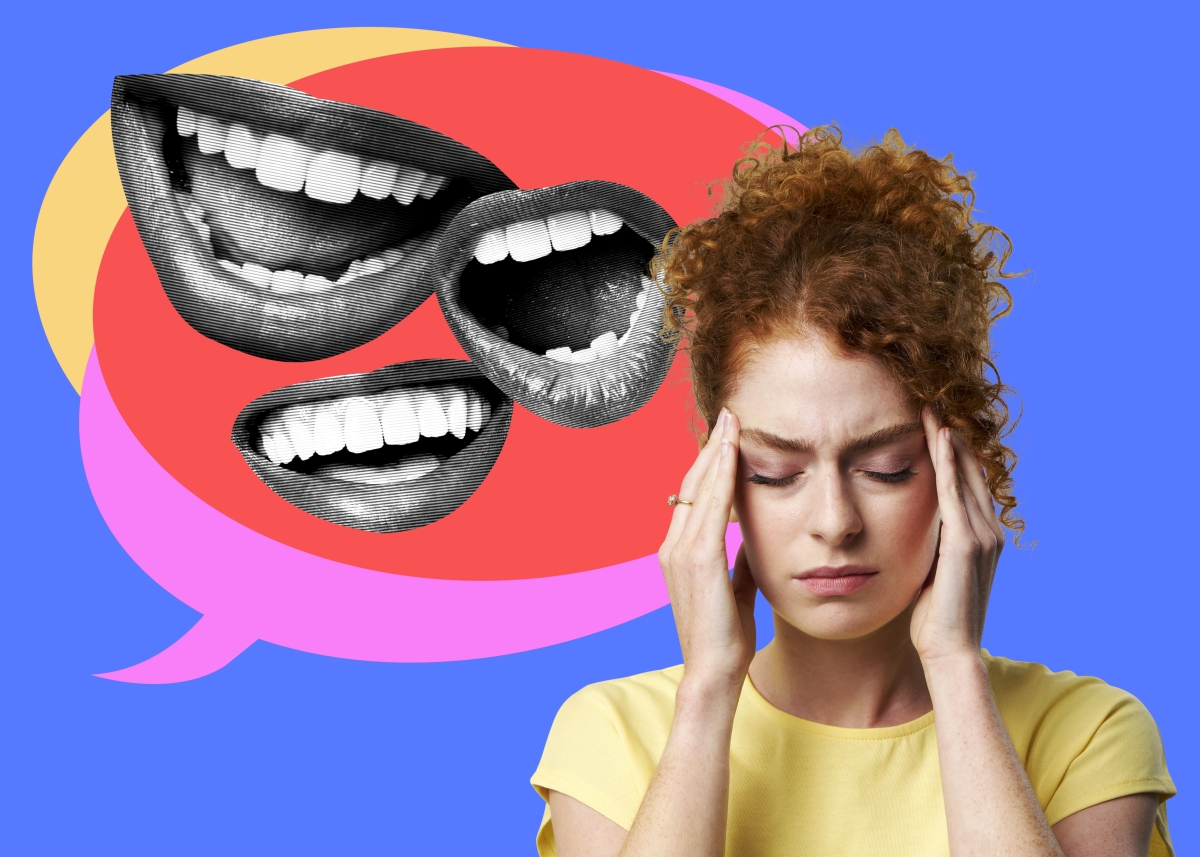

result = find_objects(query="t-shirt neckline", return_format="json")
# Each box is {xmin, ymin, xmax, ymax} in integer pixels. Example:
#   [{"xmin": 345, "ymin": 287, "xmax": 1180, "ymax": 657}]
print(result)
[{"xmin": 741, "ymin": 674, "xmax": 937, "ymax": 740}]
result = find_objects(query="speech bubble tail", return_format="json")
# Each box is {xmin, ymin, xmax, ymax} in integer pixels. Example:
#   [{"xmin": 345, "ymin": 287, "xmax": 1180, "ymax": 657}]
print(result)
[{"xmin": 95, "ymin": 614, "xmax": 257, "ymax": 684}]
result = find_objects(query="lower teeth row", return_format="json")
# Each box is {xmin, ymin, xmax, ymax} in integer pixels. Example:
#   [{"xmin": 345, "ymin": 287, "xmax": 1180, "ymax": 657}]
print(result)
[
  {"xmin": 175, "ymin": 193, "xmax": 411, "ymax": 294},
  {"xmin": 543, "ymin": 277, "xmax": 652, "ymax": 364}
]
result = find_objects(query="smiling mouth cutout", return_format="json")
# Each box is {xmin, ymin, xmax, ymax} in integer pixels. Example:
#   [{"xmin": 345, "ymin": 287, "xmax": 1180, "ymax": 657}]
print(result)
[
  {"xmin": 435, "ymin": 181, "xmax": 677, "ymax": 428},
  {"xmin": 233, "ymin": 360, "xmax": 513, "ymax": 533},
  {"xmin": 111, "ymin": 74, "xmax": 515, "ymax": 361}
]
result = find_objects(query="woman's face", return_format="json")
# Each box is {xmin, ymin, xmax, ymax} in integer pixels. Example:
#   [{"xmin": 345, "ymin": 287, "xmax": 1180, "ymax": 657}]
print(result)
[{"xmin": 726, "ymin": 333, "xmax": 940, "ymax": 641}]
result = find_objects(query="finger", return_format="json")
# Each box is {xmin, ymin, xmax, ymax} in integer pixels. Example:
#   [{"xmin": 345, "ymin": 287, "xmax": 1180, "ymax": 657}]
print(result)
[
  {"xmin": 731, "ymin": 545, "xmax": 758, "ymax": 642},
  {"xmin": 949, "ymin": 432, "xmax": 1005, "ymax": 543},
  {"xmin": 664, "ymin": 410, "xmax": 727, "ymax": 546},
  {"xmin": 933, "ymin": 426, "xmax": 974, "ymax": 539},
  {"xmin": 681, "ymin": 412, "xmax": 741, "ymax": 548}
]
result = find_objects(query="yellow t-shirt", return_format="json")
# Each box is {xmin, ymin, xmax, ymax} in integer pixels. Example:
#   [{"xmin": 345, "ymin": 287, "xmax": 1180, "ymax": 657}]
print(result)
[{"xmin": 531, "ymin": 653, "xmax": 1176, "ymax": 856}]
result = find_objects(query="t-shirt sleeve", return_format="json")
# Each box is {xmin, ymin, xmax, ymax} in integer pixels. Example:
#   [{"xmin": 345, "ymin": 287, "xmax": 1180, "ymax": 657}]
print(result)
[
  {"xmin": 530, "ymin": 684, "xmax": 643, "ymax": 857},
  {"xmin": 988, "ymin": 656, "xmax": 1177, "ymax": 854}
]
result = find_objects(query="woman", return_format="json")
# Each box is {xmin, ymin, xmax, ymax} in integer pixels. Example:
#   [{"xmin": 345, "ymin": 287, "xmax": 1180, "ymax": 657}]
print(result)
[{"xmin": 530, "ymin": 128, "xmax": 1176, "ymax": 856}]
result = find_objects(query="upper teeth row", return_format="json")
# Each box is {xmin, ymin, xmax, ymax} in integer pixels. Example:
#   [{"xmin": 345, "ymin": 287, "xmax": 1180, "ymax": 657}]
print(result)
[
  {"xmin": 472, "ymin": 209, "xmax": 624, "ymax": 265},
  {"xmin": 258, "ymin": 383, "xmax": 491, "ymax": 466},
  {"xmin": 176, "ymin": 105, "xmax": 449, "ymax": 206},
  {"xmin": 543, "ymin": 277, "xmax": 653, "ymax": 364}
]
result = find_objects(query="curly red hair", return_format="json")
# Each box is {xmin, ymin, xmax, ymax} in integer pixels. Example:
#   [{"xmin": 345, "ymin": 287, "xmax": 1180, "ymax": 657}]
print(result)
[{"xmin": 653, "ymin": 126, "xmax": 1024, "ymax": 538}]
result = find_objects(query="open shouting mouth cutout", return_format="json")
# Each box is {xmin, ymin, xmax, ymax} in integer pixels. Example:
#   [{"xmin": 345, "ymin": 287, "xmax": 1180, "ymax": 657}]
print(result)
[
  {"xmin": 232, "ymin": 360, "xmax": 513, "ymax": 533},
  {"xmin": 111, "ymin": 74, "xmax": 515, "ymax": 361},
  {"xmin": 435, "ymin": 180, "xmax": 677, "ymax": 428}
]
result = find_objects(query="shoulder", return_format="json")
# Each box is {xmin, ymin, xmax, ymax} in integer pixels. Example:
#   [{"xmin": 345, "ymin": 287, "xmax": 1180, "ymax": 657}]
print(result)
[
  {"xmin": 981, "ymin": 652, "xmax": 1175, "ymax": 826},
  {"xmin": 532, "ymin": 665, "xmax": 685, "ymax": 836},
  {"xmin": 550, "ymin": 664, "xmax": 684, "ymax": 745},
  {"xmin": 983, "ymin": 651, "xmax": 1156, "ymax": 740}
]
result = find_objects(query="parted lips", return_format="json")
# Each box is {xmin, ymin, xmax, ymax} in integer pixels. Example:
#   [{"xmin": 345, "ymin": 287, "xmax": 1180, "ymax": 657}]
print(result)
[
  {"xmin": 433, "ymin": 180, "xmax": 677, "ymax": 429},
  {"xmin": 111, "ymin": 73, "xmax": 516, "ymax": 361}
]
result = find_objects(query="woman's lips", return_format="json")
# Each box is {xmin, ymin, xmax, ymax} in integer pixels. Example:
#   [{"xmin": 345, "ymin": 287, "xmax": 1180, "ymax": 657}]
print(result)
[
  {"xmin": 110, "ymin": 73, "xmax": 517, "ymax": 361},
  {"xmin": 231, "ymin": 359, "xmax": 513, "ymax": 533},
  {"xmin": 795, "ymin": 566, "xmax": 880, "ymax": 596},
  {"xmin": 433, "ymin": 180, "xmax": 678, "ymax": 428}
]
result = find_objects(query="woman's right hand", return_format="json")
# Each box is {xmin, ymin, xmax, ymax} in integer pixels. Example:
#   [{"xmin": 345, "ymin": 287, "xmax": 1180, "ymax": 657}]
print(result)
[{"xmin": 657, "ymin": 409, "xmax": 757, "ymax": 695}]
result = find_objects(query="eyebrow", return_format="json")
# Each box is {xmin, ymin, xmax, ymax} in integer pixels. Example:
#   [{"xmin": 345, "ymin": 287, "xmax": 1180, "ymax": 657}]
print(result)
[{"xmin": 740, "ymin": 421, "xmax": 923, "ymax": 455}]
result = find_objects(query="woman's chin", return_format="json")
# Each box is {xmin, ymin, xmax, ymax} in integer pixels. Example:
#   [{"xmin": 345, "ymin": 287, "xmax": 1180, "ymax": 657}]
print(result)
[{"xmin": 772, "ymin": 601, "xmax": 913, "ymax": 643}]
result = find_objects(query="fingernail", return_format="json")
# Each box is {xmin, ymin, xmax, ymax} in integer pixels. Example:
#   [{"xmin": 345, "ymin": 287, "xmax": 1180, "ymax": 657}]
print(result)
[
  {"xmin": 720, "ymin": 408, "xmax": 730, "ymax": 429},
  {"xmin": 721, "ymin": 441, "xmax": 730, "ymax": 457}
]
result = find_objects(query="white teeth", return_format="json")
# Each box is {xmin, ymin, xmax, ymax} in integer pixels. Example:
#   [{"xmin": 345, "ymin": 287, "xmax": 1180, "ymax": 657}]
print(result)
[
  {"xmin": 195, "ymin": 114, "xmax": 228, "ymax": 155},
  {"xmin": 257, "ymin": 134, "xmax": 315, "ymax": 193},
  {"xmin": 547, "ymin": 211, "xmax": 592, "ymax": 252},
  {"xmin": 380, "ymin": 393, "xmax": 420, "ymax": 446},
  {"xmin": 591, "ymin": 331, "xmax": 619, "ymax": 357},
  {"xmin": 466, "ymin": 394, "xmax": 483, "ymax": 432},
  {"xmin": 506, "ymin": 219, "xmax": 553, "ymax": 262},
  {"xmin": 284, "ymin": 408, "xmax": 317, "ymax": 461},
  {"xmin": 302, "ymin": 274, "xmax": 335, "ymax": 293},
  {"xmin": 312, "ymin": 404, "xmax": 346, "ymax": 456},
  {"xmin": 305, "ymin": 150, "xmax": 363, "ymax": 204},
  {"xmin": 177, "ymin": 107, "xmax": 441, "ymax": 210},
  {"xmin": 589, "ymin": 209, "xmax": 623, "ymax": 236},
  {"xmin": 473, "ymin": 229, "xmax": 509, "ymax": 265},
  {"xmin": 343, "ymin": 397, "xmax": 384, "ymax": 454},
  {"xmin": 541, "ymin": 278, "xmax": 653, "ymax": 362},
  {"xmin": 266, "ymin": 428, "xmax": 296, "ymax": 464},
  {"xmin": 416, "ymin": 173, "xmax": 449, "ymax": 199},
  {"xmin": 391, "ymin": 165, "xmax": 425, "ymax": 205},
  {"xmin": 224, "ymin": 123, "xmax": 263, "ymax": 170},
  {"xmin": 177, "ymin": 106, "xmax": 198, "ymax": 137},
  {"xmin": 473, "ymin": 207, "xmax": 623, "ymax": 266},
  {"xmin": 270, "ymin": 269, "xmax": 305, "ymax": 293},
  {"xmin": 359, "ymin": 159, "xmax": 399, "ymax": 200},
  {"xmin": 447, "ymin": 391, "xmax": 468, "ymax": 439},
  {"xmin": 242, "ymin": 263, "xmax": 273, "ymax": 288},
  {"xmin": 216, "ymin": 258, "xmax": 240, "ymax": 276},
  {"xmin": 417, "ymin": 393, "xmax": 449, "ymax": 438}
]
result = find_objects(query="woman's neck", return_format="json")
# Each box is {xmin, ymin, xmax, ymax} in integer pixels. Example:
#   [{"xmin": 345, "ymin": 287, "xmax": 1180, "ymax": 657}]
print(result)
[{"xmin": 747, "ymin": 606, "xmax": 932, "ymax": 729}]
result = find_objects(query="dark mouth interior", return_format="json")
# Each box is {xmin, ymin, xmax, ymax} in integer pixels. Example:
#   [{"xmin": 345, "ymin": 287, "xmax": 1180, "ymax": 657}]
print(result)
[
  {"xmin": 151, "ymin": 101, "xmax": 457, "ymax": 280},
  {"xmin": 457, "ymin": 226, "xmax": 653, "ymax": 354},
  {"xmin": 252, "ymin": 380, "xmax": 504, "ymax": 486}
]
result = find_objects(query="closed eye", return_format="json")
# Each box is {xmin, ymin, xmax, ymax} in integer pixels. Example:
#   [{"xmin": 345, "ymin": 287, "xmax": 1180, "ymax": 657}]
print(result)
[
  {"xmin": 747, "ymin": 472, "xmax": 801, "ymax": 487},
  {"xmin": 863, "ymin": 468, "xmax": 917, "ymax": 483}
]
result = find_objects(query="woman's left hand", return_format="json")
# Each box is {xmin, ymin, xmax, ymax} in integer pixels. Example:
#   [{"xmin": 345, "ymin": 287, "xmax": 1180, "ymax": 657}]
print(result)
[{"xmin": 910, "ymin": 407, "xmax": 1005, "ymax": 664}]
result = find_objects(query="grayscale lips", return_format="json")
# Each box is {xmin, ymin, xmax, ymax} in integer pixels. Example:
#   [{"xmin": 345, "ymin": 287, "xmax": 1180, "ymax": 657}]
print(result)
[
  {"xmin": 232, "ymin": 359, "xmax": 513, "ymax": 533},
  {"xmin": 433, "ymin": 180, "xmax": 677, "ymax": 428},
  {"xmin": 111, "ymin": 74, "xmax": 516, "ymax": 361}
]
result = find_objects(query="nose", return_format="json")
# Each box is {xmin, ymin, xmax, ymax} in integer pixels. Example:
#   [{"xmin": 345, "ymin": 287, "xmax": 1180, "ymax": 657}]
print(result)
[{"xmin": 807, "ymin": 471, "xmax": 863, "ymax": 546}]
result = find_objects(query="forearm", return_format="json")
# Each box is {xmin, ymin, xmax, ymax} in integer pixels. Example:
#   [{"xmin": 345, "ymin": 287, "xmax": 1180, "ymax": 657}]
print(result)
[
  {"xmin": 619, "ymin": 677, "xmax": 739, "ymax": 857},
  {"xmin": 926, "ymin": 653, "xmax": 1064, "ymax": 857}
]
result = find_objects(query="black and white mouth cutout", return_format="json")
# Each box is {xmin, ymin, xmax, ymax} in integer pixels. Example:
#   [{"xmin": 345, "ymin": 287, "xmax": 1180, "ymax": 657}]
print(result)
[
  {"xmin": 232, "ymin": 360, "xmax": 513, "ymax": 532},
  {"xmin": 434, "ymin": 181, "xmax": 676, "ymax": 428},
  {"xmin": 111, "ymin": 74, "xmax": 516, "ymax": 361}
]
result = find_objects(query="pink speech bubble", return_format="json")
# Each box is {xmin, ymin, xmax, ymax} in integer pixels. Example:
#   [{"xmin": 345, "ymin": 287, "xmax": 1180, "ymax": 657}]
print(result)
[
  {"xmin": 82, "ymin": 349, "xmax": 745, "ymax": 682},
  {"xmin": 82, "ymin": 71, "xmax": 800, "ymax": 683}
]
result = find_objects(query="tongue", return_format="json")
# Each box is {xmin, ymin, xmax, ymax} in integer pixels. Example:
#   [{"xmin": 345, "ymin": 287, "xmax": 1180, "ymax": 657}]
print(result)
[
  {"xmin": 462, "ymin": 228, "xmax": 653, "ymax": 353},
  {"xmin": 181, "ymin": 140, "xmax": 434, "ymax": 277}
]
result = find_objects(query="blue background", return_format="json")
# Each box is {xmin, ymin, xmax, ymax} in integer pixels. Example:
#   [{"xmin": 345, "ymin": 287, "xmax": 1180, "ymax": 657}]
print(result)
[{"xmin": 4, "ymin": 2, "xmax": 1196, "ymax": 853}]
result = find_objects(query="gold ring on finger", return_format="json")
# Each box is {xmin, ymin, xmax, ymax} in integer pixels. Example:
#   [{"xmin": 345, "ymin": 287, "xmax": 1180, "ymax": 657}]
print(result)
[{"xmin": 667, "ymin": 494, "xmax": 694, "ymax": 507}]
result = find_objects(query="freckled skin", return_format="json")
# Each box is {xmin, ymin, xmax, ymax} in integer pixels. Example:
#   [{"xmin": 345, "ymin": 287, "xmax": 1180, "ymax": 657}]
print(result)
[{"xmin": 727, "ymin": 334, "xmax": 941, "ymax": 641}]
